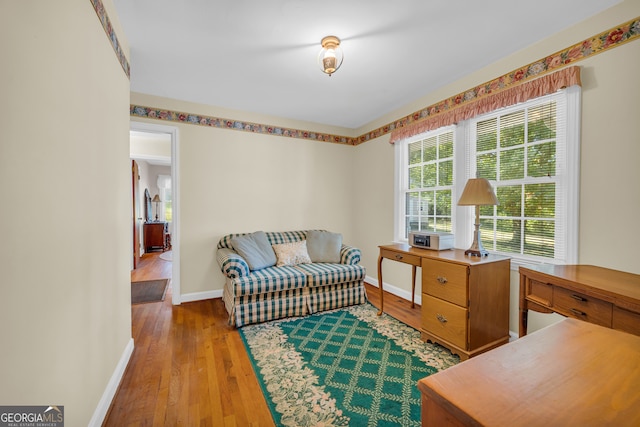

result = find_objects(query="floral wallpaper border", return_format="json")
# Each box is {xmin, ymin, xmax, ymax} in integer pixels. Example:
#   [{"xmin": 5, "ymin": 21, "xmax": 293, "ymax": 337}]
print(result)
[
  {"xmin": 90, "ymin": 0, "xmax": 130, "ymax": 78},
  {"xmin": 130, "ymin": 105, "xmax": 353, "ymax": 144},
  {"xmin": 382, "ymin": 16, "xmax": 640, "ymax": 144},
  {"xmin": 129, "ymin": 16, "xmax": 639, "ymax": 146}
]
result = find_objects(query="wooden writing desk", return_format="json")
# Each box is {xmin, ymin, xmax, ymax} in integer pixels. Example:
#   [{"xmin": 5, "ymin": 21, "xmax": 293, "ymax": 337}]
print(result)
[
  {"xmin": 520, "ymin": 264, "xmax": 640, "ymax": 337},
  {"xmin": 418, "ymin": 318, "xmax": 640, "ymax": 426},
  {"xmin": 377, "ymin": 244, "xmax": 423, "ymax": 314},
  {"xmin": 378, "ymin": 244, "xmax": 510, "ymax": 359}
]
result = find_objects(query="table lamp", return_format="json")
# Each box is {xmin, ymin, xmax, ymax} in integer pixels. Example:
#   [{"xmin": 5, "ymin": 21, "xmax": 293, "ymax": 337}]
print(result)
[
  {"xmin": 457, "ymin": 178, "xmax": 498, "ymax": 256},
  {"xmin": 152, "ymin": 194, "xmax": 161, "ymax": 221}
]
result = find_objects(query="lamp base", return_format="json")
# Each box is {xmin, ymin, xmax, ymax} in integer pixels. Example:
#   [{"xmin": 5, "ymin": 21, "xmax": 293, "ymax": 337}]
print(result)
[
  {"xmin": 465, "ymin": 248, "xmax": 490, "ymax": 257},
  {"xmin": 465, "ymin": 224, "xmax": 489, "ymax": 257}
]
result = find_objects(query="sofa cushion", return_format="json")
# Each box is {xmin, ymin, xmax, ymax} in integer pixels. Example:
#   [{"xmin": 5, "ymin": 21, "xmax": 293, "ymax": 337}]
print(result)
[
  {"xmin": 230, "ymin": 231, "xmax": 277, "ymax": 271},
  {"xmin": 265, "ymin": 230, "xmax": 307, "ymax": 245},
  {"xmin": 306, "ymin": 230, "xmax": 342, "ymax": 263},
  {"xmin": 339, "ymin": 244, "xmax": 362, "ymax": 265},
  {"xmin": 295, "ymin": 262, "xmax": 366, "ymax": 288},
  {"xmin": 217, "ymin": 247, "xmax": 251, "ymax": 278},
  {"xmin": 272, "ymin": 240, "xmax": 312, "ymax": 267},
  {"xmin": 229, "ymin": 265, "xmax": 307, "ymax": 297}
]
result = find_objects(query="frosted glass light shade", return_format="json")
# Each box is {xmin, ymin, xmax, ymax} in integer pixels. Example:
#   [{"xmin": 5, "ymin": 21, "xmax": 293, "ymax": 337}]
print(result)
[{"xmin": 318, "ymin": 35, "xmax": 343, "ymax": 76}]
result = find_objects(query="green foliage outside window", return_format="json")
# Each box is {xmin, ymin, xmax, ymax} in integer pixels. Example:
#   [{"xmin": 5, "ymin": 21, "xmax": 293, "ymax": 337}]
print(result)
[
  {"xmin": 476, "ymin": 101, "xmax": 557, "ymax": 258},
  {"xmin": 405, "ymin": 131, "xmax": 454, "ymax": 237},
  {"xmin": 163, "ymin": 189, "xmax": 173, "ymax": 222}
]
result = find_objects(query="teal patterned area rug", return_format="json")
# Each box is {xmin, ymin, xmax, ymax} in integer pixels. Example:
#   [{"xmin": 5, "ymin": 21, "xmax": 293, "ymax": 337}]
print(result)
[{"xmin": 239, "ymin": 303, "xmax": 459, "ymax": 427}]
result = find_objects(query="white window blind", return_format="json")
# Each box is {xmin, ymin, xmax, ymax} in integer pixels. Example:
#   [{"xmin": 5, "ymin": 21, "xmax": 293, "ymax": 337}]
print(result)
[{"xmin": 467, "ymin": 88, "xmax": 579, "ymax": 265}]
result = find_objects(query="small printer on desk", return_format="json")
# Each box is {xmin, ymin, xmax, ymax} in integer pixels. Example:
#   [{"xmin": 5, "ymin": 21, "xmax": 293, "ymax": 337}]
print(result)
[{"xmin": 409, "ymin": 231, "xmax": 454, "ymax": 251}]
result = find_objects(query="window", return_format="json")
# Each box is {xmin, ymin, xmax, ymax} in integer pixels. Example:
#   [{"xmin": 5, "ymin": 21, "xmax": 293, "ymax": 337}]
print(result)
[
  {"xmin": 162, "ymin": 187, "xmax": 172, "ymax": 222},
  {"xmin": 396, "ymin": 87, "xmax": 580, "ymax": 266},
  {"xmin": 474, "ymin": 100, "xmax": 560, "ymax": 259},
  {"xmin": 157, "ymin": 174, "xmax": 172, "ymax": 223},
  {"xmin": 398, "ymin": 128, "xmax": 455, "ymax": 240}
]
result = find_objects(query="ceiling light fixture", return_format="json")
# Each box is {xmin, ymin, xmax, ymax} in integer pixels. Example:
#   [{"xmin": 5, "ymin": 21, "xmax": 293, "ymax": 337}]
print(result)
[{"xmin": 318, "ymin": 35, "xmax": 343, "ymax": 76}]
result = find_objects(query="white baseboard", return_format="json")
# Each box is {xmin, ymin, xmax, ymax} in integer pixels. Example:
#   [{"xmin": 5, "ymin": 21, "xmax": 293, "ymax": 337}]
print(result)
[
  {"xmin": 180, "ymin": 289, "xmax": 223, "ymax": 303},
  {"xmin": 89, "ymin": 338, "xmax": 134, "ymax": 427},
  {"xmin": 365, "ymin": 274, "xmax": 422, "ymax": 306}
]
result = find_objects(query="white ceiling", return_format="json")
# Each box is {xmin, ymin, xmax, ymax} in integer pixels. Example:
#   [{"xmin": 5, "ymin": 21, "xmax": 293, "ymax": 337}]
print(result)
[{"xmin": 114, "ymin": 0, "xmax": 620, "ymax": 130}]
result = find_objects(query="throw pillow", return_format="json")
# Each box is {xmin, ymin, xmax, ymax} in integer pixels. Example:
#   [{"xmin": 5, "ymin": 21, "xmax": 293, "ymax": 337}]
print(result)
[
  {"xmin": 306, "ymin": 230, "xmax": 342, "ymax": 263},
  {"xmin": 272, "ymin": 240, "xmax": 312, "ymax": 267},
  {"xmin": 230, "ymin": 231, "xmax": 277, "ymax": 271}
]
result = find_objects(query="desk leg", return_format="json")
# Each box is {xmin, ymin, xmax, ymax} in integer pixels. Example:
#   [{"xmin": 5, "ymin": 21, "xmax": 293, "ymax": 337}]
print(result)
[
  {"xmin": 411, "ymin": 265, "xmax": 417, "ymax": 308},
  {"xmin": 377, "ymin": 254, "xmax": 384, "ymax": 316},
  {"xmin": 519, "ymin": 273, "xmax": 528, "ymax": 337},
  {"xmin": 519, "ymin": 309, "xmax": 528, "ymax": 337}
]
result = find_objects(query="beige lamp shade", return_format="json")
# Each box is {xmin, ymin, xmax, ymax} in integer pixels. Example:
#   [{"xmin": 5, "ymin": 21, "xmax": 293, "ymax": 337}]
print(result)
[
  {"xmin": 458, "ymin": 178, "xmax": 498, "ymax": 256},
  {"xmin": 458, "ymin": 178, "xmax": 498, "ymax": 206}
]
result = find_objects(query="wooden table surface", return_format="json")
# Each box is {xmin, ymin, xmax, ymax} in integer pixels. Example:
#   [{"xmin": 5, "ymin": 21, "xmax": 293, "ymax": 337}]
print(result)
[{"xmin": 418, "ymin": 318, "xmax": 640, "ymax": 426}]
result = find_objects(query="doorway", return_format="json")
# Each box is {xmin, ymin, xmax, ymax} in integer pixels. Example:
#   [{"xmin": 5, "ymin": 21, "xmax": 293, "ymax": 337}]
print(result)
[{"xmin": 129, "ymin": 121, "xmax": 181, "ymax": 305}]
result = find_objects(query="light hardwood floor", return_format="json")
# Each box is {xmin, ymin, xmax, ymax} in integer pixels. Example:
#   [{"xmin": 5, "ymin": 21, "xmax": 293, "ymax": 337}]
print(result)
[{"xmin": 103, "ymin": 252, "xmax": 421, "ymax": 426}]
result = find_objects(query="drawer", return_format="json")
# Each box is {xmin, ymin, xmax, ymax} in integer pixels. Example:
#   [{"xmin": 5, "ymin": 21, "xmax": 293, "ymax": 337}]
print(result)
[
  {"xmin": 553, "ymin": 287, "xmax": 612, "ymax": 328},
  {"xmin": 422, "ymin": 259, "xmax": 468, "ymax": 307},
  {"xmin": 612, "ymin": 305, "xmax": 640, "ymax": 336},
  {"xmin": 422, "ymin": 294, "xmax": 467, "ymax": 349},
  {"xmin": 380, "ymin": 249, "xmax": 421, "ymax": 266},
  {"xmin": 525, "ymin": 279, "xmax": 553, "ymax": 307}
]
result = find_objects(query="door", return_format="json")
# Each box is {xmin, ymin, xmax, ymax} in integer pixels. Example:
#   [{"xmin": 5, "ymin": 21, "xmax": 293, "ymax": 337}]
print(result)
[{"xmin": 132, "ymin": 160, "xmax": 141, "ymax": 269}]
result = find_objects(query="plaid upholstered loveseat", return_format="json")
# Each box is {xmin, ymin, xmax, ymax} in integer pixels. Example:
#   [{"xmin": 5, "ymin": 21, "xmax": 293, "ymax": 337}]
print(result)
[{"xmin": 216, "ymin": 230, "xmax": 367, "ymax": 327}]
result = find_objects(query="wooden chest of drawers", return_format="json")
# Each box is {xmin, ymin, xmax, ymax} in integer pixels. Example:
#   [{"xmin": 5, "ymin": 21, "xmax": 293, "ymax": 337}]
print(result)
[
  {"xmin": 144, "ymin": 222, "xmax": 168, "ymax": 252},
  {"xmin": 419, "ymin": 251, "xmax": 511, "ymax": 360},
  {"xmin": 520, "ymin": 264, "xmax": 640, "ymax": 337}
]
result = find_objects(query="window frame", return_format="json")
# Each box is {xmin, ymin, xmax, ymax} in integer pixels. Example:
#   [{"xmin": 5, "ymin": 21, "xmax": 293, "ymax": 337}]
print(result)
[
  {"xmin": 395, "ymin": 86, "xmax": 581, "ymax": 269},
  {"xmin": 394, "ymin": 126, "xmax": 457, "ymax": 243}
]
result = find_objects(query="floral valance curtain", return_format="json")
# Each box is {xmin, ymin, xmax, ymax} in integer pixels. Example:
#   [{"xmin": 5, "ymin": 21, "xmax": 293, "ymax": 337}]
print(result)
[{"xmin": 389, "ymin": 66, "xmax": 581, "ymax": 144}]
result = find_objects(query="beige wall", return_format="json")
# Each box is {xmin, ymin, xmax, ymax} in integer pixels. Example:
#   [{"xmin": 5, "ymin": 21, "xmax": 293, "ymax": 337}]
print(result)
[
  {"xmin": 354, "ymin": 0, "xmax": 640, "ymax": 334},
  {"xmin": 0, "ymin": 1, "xmax": 132, "ymax": 425},
  {"xmin": 131, "ymin": 93, "xmax": 358, "ymax": 296}
]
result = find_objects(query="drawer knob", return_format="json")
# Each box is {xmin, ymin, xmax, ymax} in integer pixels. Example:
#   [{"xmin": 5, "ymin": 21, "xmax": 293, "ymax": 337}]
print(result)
[
  {"xmin": 570, "ymin": 308, "xmax": 587, "ymax": 317},
  {"xmin": 437, "ymin": 276, "xmax": 448, "ymax": 285},
  {"xmin": 395, "ymin": 254, "xmax": 403, "ymax": 260},
  {"xmin": 571, "ymin": 294, "xmax": 587, "ymax": 302},
  {"xmin": 436, "ymin": 314, "xmax": 448, "ymax": 323}
]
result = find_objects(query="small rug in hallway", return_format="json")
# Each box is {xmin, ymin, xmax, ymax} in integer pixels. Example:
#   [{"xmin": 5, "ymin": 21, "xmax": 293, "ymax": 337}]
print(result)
[
  {"xmin": 159, "ymin": 250, "xmax": 172, "ymax": 261},
  {"xmin": 131, "ymin": 279, "xmax": 169, "ymax": 304},
  {"xmin": 239, "ymin": 303, "xmax": 459, "ymax": 427}
]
